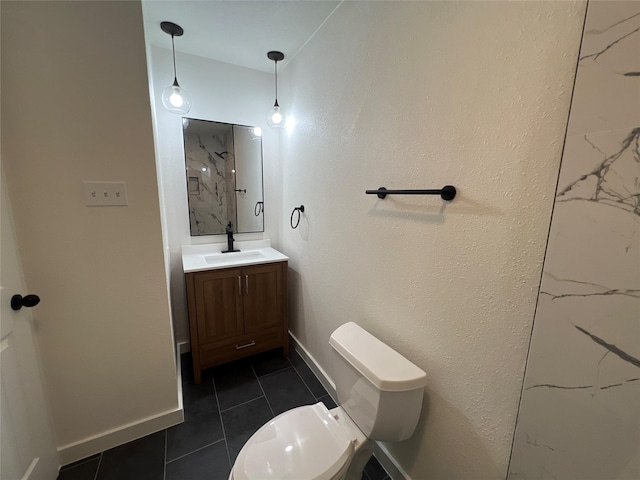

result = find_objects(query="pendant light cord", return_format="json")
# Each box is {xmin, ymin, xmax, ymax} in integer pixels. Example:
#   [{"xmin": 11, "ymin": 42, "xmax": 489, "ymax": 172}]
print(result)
[
  {"xmin": 274, "ymin": 60, "xmax": 279, "ymax": 107},
  {"xmin": 171, "ymin": 35, "xmax": 178, "ymax": 84}
]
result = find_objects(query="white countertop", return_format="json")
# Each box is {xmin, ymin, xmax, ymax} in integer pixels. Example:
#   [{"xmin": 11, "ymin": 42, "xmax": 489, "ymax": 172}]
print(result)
[{"xmin": 182, "ymin": 240, "xmax": 289, "ymax": 273}]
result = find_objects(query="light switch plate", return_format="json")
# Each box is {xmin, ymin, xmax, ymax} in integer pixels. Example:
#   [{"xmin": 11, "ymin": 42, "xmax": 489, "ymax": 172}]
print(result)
[{"xmin": 83, "ymin": 181, "xmax": 128, "ymax": 206}]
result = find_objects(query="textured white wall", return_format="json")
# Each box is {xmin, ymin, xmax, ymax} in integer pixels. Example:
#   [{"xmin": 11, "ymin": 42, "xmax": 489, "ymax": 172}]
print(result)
[
  {"xmin": 146, "ymin": 45, "xmax": 282, "ymax": 345},
  {"xmin": 1, "ymin": 0, "xmax": 179, "ymax": 459},
  {"xmin": 279, "ymin": 1, "xmax": 586, "ymax": 478}
]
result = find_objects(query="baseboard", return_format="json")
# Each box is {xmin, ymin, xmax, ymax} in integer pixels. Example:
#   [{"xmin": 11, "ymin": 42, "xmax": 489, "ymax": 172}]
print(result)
[
  {"xmin": 177, "ymin": 340, "xmax": 190, "ymax": 355},
  {"xmin": 288, "ymin": 332, "xmax": 336, "ymax": 398},
  {"xmin": 288, "ymin": 332, "xmax": 408, "ymax": 480},
  {"xmin": 375, "ymin": 443, "xmax": 412, "ymax": 480},
  {"xmin": 175, "ymin": 343, "xmax": 185, "ymax": 412},
  {"xmin": 57, "ymin": 406, "xmax": 183, "ymax": 465},
  {"xmin": 58, "ymin": 347, "xmax": 186, "ymax": 466}
]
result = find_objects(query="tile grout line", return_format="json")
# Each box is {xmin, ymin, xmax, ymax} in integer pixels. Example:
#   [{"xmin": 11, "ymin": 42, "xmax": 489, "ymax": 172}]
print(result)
[
  {"xmin": 253, "ymin": 362, "xmax": 294, "ymax": 380},
  {"xmin": 251, "ymin": 362, "xmax": 276, "ymax": 418},
  {"xmin": 165, "ymin": 438, "xmax": 226, "ymax": 465},
  {"xmin": 253, "ymin": 351, "xmax": 324, "ymax": 402},
  {"xmin": 92, "ymin": 452, "xmax": 103, "ymax": 480},
  {"xmin": 163, "ymin": 428, "xmax": 167, "ymax": 480},
  {"xmin": 257, "ymin": 351, "xmax": 295, "ymax": 371},
  {"xmin": 59, "ymin": 455, "xmax": 100, "ymax": 472},
  {"xmin": 219, "ymin": 393, "xmax": 267, "ymax": 413},
  {"xmin": 290, "ymin": 353, "xmax": 324, "ymax": 401},
  {"xmin": 212, "ymin": 375, "xmax": 233, "ymax": 471}
]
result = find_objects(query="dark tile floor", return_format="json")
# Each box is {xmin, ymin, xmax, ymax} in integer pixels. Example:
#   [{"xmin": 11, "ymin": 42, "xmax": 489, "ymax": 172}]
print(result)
[{"xmin": 57, "ymin": 348, "xmax": 391, "ymax": 480}]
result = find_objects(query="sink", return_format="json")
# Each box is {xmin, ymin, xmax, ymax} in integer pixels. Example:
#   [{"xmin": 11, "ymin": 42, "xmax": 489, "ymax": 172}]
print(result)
[
  {"xmin": 182, "ymin": 242, "xmax": 289, "ymax": 273},
  {"xmin": 204, "ymin": 250, "xmax": 265, "ymax": 264}
]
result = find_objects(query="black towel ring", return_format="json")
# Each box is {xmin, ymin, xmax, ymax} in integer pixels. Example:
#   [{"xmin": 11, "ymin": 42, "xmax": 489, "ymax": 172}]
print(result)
[
  {"xmin": 290, "ymin": 205, "xmax": 305, "ymax": 229},
  {"xmin": 254, "ymin": 201, "xmax": 264, "ymax": 216}
]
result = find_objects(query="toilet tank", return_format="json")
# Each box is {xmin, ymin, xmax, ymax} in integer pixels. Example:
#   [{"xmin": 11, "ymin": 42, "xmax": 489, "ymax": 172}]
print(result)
[{"xmin": 329, "ymin": 322, "xmax": 427, "ymax": 442}]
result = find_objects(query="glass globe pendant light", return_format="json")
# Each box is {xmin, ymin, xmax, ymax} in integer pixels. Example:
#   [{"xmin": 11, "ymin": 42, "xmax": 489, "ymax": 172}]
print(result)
[
  {"xmin": 160, "ymin": 21, "xmax": 192, "ymax": 115},
  {"xmin": 266, "ymin": 51, "xmax": 287, "ymax": 128}
]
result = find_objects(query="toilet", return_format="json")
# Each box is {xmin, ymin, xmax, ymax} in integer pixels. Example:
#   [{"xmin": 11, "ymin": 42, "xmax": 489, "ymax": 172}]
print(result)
[{"xmin": 230, "ymin": 322, "xmax": 427, "ymax": 480}]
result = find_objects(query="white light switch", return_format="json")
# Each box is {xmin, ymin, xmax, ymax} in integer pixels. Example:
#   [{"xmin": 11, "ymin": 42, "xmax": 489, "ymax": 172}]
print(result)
[{"xmin": 83, "ymin": 181, "xmax": 128, "ymax": 206}]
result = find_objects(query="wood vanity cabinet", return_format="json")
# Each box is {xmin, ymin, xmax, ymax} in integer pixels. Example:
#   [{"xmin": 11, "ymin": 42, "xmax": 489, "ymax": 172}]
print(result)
[{"xmin": 185, "ymin": 261, "xmax": 288, "ymax": 383}]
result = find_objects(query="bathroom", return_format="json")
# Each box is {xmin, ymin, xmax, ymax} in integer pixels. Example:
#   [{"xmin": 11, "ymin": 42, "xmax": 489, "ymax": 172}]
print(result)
[{"xmin": 1, "ymin": 0, "xmax": 638, "ymax": 479}]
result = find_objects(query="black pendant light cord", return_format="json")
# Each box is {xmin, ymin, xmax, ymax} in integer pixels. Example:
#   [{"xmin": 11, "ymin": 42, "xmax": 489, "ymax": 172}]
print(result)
[
  {"xmin": 274, "ymin": 60, "xmax": 279, "ymax": 107},
  {"xmin": 171, "ymin": 35, "xmax": 179, "ymax": 86},
  {"xmin": 160, "ymin": 21, "xmax": 190, "ymax": 114},
  {"xmin": 267, "ymin": 51, "xmax": 285, "ymax": 108}
]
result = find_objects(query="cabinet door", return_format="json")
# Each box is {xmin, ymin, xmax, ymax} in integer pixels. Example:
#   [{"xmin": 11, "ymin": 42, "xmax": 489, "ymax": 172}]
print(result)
[
  {"xmin": 194, "ymin": 268, "xmax": 244, "ymax": 344},
  {"xmin": 242, "ymin": 263, "xmax": 283, "ymax": 334}
]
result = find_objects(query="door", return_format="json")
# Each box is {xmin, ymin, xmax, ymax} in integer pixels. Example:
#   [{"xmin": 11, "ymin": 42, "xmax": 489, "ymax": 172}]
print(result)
[
  {"xmin": 242, "ymin": 263, "xmax": 283, "ymax": 334},
  {"xmin": 1, "ymin": 174, "xmax": 58, "ymax": 479},
  {"xmin": 193, "ymin": 268, "xmax": 244, "ymax": 344}
]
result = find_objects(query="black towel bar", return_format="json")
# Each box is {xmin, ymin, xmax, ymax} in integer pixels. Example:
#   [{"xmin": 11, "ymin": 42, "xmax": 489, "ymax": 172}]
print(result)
[{"xmin": 365, "ymin": 185, "xmax": 456, "ymax": 201}]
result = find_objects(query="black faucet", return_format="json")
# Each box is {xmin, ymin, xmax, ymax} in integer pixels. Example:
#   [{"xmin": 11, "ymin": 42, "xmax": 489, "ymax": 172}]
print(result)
[{"xmin": 222, "ymin": 221, "xmax": 239, "ymax": 253}]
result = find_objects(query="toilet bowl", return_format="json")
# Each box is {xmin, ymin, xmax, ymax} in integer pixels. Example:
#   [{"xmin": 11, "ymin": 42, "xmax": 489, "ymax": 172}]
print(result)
[
  {"xmin": 230, "ymin": 322, "xmax": 427, "ymax": 480},
  {"xmin": 230, "ymin": 402, "xmax": 372, "ymax": 480}
]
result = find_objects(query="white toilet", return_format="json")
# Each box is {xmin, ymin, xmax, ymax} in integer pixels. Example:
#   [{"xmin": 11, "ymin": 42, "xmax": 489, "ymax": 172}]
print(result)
[{"xmin": 230, "ymin": 322, "xmax": 427, "ymax": 480}]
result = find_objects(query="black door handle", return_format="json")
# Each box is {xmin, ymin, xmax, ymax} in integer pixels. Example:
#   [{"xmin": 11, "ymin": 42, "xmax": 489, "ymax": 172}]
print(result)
[{"xmin": 11, "ymin": 294, "xmax": 40, "ymax": 311}]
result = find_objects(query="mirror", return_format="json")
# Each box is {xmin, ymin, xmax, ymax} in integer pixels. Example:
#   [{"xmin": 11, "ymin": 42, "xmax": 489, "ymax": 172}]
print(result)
[{"xmin": 183, "ymin": 118, "xmax": 264, "ymax": 235}]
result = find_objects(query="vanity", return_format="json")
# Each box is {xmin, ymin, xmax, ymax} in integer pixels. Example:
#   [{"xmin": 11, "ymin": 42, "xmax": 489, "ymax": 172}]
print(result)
[
  {"xmin": 181, "ymin": 119, "xmax": 288, "ymax": 383},
  {"xmin": 182, "ymin": 241, "xmax": 289, "ymax": 383}
]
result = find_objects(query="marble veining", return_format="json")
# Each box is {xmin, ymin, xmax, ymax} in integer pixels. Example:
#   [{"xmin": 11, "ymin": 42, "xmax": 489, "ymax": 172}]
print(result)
[
  {"xmin": 557, "ymin": 128, "xmax": 640, "ymax": 217},
  {"xmin": 184, "ymin": 130, "xmax": 237, "ymax": 235},
  {"xmin": 509, "ymin": 2, "xmax": 640, "ymax": 479},
  {"xmin": 574, "ymin": 324, "xmax": 640, "ymax": 368},
  {"xmin": 579, "ymin": 12, "xmax": 640, "ymax": 72},
  {"xmin": 568, "ymin": 2, "xmax": 640, "ymax": 136}
]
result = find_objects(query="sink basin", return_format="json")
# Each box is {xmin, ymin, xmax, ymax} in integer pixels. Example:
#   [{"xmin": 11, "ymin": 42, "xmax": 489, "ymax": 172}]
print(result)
[
  {"xmin": 204, "ymin": 250, "xmax": 266, "ymax": 264},
  {"xmin": 182, "ymin": 241, "xmax": 288, "ymax": 273}
]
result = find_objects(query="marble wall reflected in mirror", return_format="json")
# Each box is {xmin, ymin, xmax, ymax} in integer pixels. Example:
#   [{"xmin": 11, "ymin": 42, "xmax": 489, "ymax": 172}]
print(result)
[{"xmin": 183, "ymin": 118, "xmax": 264, "ymax": 235}]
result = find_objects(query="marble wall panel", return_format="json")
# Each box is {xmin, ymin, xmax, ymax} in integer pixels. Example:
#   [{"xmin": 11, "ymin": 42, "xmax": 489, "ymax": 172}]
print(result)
[
  {"xmin": 568, "ymin": 2, "xmax": 640, "ymax": 136},
  {"xmin": 184, "ymin": 131, "xmax": 234, "ymax": 235},
  {"xmin": 509, "ymin": 2, "xmax": 640, "ymax": 479}
]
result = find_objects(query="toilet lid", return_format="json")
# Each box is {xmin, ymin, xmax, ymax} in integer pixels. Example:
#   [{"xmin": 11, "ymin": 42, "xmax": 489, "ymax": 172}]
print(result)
[{"xmin": 233, "ymin": 402, "xmax": 354, "ymax": 480}]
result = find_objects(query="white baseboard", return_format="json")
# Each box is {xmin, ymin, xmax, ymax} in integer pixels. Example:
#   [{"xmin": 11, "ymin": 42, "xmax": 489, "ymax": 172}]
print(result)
[
  {"xmin": 176, "ymin": 343, "xmax": 184, "ymax": 412},
  {"xmin": 375, "ymin": 443, "xmax": 411, "ymax": 480},
  {"xmin": 288, "ymin": 332, "xmax": 408, "ymax": 480},
  {"xmin": 288, "ymin": 332, "xmax": 336, "ymax": 398},
  {"xmin": 58, "ymin": 347, "xmax": 186, "ymax": 466},
  {"xmin": 57, "ymin": 406, "xmax": 184, "ymax": 465},
  {"xmin": 177, "ymin": 340, "xmax": 190, "ymax": 355}
]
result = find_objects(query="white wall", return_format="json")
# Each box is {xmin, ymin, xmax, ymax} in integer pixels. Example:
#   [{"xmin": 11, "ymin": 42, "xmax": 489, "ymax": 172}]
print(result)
[
  {"xmin": 235, "ymin": 126, "xmax": 265, "ymax": 233},
  {"xmin": 145, "ymin": 44, "xmax": 282, "ymax": 345},
  {"xmin": 279, "ymin": 1, "xmax": 586, "ymax": 479},
  {"xmin": 1, "ymin": 0, "xmax": 180, "ymax": 463}
]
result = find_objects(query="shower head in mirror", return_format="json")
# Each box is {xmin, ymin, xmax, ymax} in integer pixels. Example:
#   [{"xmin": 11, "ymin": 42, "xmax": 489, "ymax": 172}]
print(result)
[{"xmin": 183, "ymin": 119, "xmax": 264, "ymax": 236}]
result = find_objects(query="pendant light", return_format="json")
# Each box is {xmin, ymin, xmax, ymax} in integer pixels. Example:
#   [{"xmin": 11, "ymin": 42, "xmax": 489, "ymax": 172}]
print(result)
[
  {"xmin": 161, "ymin": 21, "xmax": 192, "ymax": 115},
  {"xmin": 250, "ymin": 126, "xmax": 263, "ymax": 141},
  {"xmin": 266, "ymin": 51, "xmax": 287, "ymax": 128}
]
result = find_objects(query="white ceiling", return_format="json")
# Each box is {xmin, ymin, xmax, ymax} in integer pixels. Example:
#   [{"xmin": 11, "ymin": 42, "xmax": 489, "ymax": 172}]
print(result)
[{"xmin": 142, "ymin": 0, "xmax": 341, "ymax": 72}]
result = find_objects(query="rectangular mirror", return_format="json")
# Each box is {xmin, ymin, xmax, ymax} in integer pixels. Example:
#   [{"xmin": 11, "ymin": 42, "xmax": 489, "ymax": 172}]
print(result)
[{"xmin": 183, "ymin": 118, "xmax": 264, "ymax": 235}]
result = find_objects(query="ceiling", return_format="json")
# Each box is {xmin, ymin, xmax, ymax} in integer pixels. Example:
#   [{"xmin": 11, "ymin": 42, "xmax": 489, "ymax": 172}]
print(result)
[{"xmin": 142, "ymin": 0, "xmax": 341, "ymax": 72}]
